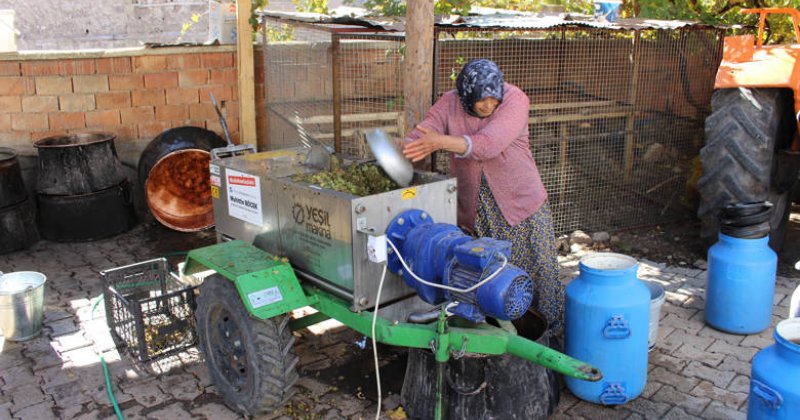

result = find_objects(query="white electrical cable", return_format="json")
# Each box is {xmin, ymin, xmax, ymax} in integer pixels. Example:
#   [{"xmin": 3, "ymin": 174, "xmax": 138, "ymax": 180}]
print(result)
[
  {"xmin": 372, "ymin": 263, "xmax": 388, "ymax": 420},
  {"xmin": 385, "ymin": 237, "xmax": 508, "ymax": 293}
]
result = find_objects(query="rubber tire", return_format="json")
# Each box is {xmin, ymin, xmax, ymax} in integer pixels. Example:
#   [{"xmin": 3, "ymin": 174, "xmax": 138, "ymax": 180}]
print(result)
[
  {"xmin": 699, "ymin": 88, "xmax": 795, "ymax": 250},
  {"xmin": 196, "ymin": 275, "xmax": 299, "ymax": 416}
]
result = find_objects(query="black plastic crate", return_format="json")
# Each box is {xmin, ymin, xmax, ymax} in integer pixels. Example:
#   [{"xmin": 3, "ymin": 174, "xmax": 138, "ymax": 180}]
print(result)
[{"xmin": 101, "ymin": 258, "xmax": 199, "ymax": 362}]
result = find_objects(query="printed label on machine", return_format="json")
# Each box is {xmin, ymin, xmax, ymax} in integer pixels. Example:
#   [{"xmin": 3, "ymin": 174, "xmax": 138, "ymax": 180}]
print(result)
[
  {"xmin": 247, "ymin": 286, "xmax": 283, "ymax": 308},
  {"xmin": 226, "ymin": 169, "xmax": 263, "ymax": 226},
  {"xmin": 209, "ymin": 164, "xmax": 220, "ymax": 175}
]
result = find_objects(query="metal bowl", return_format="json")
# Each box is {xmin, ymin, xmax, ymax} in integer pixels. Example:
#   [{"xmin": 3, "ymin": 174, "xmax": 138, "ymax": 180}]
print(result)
[{"xmin": 365, "ymin": 129, "xmax": 413, "ymax": 187}]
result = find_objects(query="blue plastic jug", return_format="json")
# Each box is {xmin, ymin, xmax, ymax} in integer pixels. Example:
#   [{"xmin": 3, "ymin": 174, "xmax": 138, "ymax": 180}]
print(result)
[
  {"xmin": 565, "ymin": 253, "xmax": 650, "ymax": 405},
  {"xmin": 705, "ymin": 233, "xmax": 777, "ymax": 334},
  {"xmin": 747, "ymin": 318, "xmax": 800, "ymax": 419}
]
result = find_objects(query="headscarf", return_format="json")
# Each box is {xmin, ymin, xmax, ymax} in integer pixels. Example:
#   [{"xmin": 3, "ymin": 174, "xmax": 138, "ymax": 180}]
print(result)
[{"xmin": 456, "ymin": 59, "xmax": 505, "ymax": 117}]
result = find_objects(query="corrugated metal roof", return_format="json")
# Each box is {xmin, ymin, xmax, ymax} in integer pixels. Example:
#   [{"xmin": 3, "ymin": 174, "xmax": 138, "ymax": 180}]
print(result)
[{"xmin": 258, "ymin": 9, "xmax": 721, "ymax": 33}]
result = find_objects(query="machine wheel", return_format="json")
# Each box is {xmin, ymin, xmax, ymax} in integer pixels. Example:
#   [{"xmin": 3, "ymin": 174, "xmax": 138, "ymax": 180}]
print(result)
[
  {"xmin": 196, "ymin": 275, "xmax": 299, "ymax": 416},
  {"xmin": 699, "ymin": 88, "xmax": 795, "ymax": 250}
]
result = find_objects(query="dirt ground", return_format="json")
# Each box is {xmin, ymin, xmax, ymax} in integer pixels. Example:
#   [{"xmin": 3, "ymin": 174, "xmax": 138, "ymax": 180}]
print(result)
[{"xmin": 603, "ymin": 204, "xmax": 800, "ymax": 277}]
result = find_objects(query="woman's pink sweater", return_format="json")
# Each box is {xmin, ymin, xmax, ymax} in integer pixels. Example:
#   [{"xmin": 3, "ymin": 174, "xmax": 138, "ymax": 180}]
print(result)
[{"xmin": 407, "ymin": 83, "xmax": 547, "ymax": 229}]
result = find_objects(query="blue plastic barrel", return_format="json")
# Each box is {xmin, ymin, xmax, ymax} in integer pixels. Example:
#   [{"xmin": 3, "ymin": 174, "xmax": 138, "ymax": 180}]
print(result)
[
  {"xmin": 705, "ymin": 233, "xmax": 776, "ymax": 334},
  {"xmin": 747, "ymin": 318, "xmax": 800, "ymax": 419},
  {"xmin": 565, "ymin": 253, "xmax": 650, "ymax": 405}
]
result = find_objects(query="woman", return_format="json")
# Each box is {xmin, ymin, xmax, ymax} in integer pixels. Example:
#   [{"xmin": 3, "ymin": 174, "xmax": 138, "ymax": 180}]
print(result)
[{"xmin": 403, "ymin": 59, "xmax": 564, "ymax": 334}]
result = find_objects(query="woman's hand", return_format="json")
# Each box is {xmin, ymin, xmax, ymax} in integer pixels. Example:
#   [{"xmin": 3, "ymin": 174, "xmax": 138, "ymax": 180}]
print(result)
[
  {"xmin": 403, "ymin": 126, "xmax": 468, "ymax": 162},
  {"xmin": 403, "ymin": 126, "xmax": 441, "ymax": 162}
]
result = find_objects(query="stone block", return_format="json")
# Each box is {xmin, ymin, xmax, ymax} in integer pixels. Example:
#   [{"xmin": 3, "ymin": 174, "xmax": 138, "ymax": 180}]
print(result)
[
  {"xmin": 728, "ymin": 375, "xmax": 750, "ymax": 394},
  {"xmin": 649, "ymin": 367, "xmax": 699, "ymax": 393},
  {"xmin": 697, "ymin": 326, "xmax": 745, "ymax": 346},
  {"xmin": 11, "ymin": 402, "xmax": 56, "ymax": 420},
  {"xmin": 702, "ymin": 401, "xmax": 746, "ymax": 420},
  {"xmin": 690, "ymin": 380, "xmax": 747, "ymax": 409},
  {"xmin": 673, "ymin": 344, "xmax": 724, "ymax": 367},
  {"xmin": 651, "ymin": 385, "xmax": 711, "ymax": 416}
]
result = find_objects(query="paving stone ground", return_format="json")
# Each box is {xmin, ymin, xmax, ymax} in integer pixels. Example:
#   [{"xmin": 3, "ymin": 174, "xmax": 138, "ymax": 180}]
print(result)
[{"xmin": 0, "ymin": 222, "xmax": 797, "ymax": 419}]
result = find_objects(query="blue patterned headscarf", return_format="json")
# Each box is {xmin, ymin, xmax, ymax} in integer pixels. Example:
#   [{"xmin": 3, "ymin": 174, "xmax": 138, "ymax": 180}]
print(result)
[{"xmin": 456, "ymin": 59, "xmax": 504, "ymax": 117}]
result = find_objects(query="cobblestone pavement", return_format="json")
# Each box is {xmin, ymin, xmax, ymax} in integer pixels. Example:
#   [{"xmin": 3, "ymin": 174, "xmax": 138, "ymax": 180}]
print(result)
[{"xmin": 0, "ymin": 222, "xmax": 798, "ymax": 420}]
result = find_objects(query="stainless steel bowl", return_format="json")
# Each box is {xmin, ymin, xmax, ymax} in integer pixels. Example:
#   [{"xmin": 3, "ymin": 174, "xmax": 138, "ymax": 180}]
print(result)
[{"xmin": 366, "ymin": 129, "xmax": 413, "ymax": 187}]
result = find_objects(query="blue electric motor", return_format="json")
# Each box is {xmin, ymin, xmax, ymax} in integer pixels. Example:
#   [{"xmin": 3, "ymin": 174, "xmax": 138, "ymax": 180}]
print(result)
[{"xmin": 385, "ymin": 209, "xmax": 533, "ymax": 323}]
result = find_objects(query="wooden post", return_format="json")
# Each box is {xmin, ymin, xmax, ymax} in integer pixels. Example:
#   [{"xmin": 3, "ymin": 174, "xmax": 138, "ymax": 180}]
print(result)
[
  {"xmin": 623, "ymin": 31, "xmax": 641, "ymax": 183},
  {"xmin": 404, "ymin": 0, "xmax": 434, "ymax": 142},
  {"xmin": 332, "ymin": 35, "xmax": 342, "ymax": 153},
  {"xmin": 236, "ymin": 0, "xmax": 257, "ymax": 146}
]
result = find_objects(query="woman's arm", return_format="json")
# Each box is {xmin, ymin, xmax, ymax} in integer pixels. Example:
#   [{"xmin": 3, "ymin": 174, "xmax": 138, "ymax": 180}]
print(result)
[
  {"xmin": 403, "ymin": 126, "xmax": 467, "ymax": 163},
  {"xmin": 467, "ymin": 87, "xmax": 529, "ymax": 161}
]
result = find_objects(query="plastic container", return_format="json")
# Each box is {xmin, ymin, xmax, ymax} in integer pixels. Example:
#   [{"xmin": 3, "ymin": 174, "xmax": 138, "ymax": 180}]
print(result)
[
  {"xmin": 705, "ymin": 233, "xmax": 777, "ymax": 334},
  {"xmin": 102, "ymin": 258, "xmax": 199, "ymax": 362},
  {"xmin": 747, "ymin": 318, "xmax": 800, "ymax": 419},
  {"xmin": 565, "ymin": 253, "xmax": 650, "ymax": 405},
  {"xmin": 594, "ymin": 0, "xmax": 622, "ymax": 22},
  {"xmin": 789, "ymin": 283, "xmax": 799, "ymax": 319},
  {"xmin": 0, "ymin": 271, "xmax": 46, "ymax": 341},
  {"xmin": 642, "ymin": 280, "xmax": 665, "ymax": 350}
]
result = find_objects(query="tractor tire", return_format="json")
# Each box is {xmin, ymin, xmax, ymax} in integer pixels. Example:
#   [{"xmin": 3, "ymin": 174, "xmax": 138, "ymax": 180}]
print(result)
[
  {"xmin": 196, "ymin": 275, "xmax": 299, "ymax": 416},
  {"xmin": 699, "ymin": 88, "xmax": 795, "ymax": 251}
]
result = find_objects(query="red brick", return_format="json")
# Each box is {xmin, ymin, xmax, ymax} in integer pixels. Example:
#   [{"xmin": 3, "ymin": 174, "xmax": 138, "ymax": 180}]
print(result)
[
  {"xmin": 96, "ymin": 57, "xmax": 132, "ymax": 74},
  {"xmin": 131, "ymin": 89, "xmax": 166, "ymax": 107},
  {"xmin": 132, "ymin": 55, "xmax": 167, "ymax": 72},
  {"xmin": 155, "ymin": 104, "xmax": 188, "ymax": 121},
  {"xmin": 96, "ymin": 92, "xmax": 131, "ymax": 109},
  {"xmin": 114, "ymin": 124, "xmax": 138, "ymax": 141},
  {"xmin": 59, "ymin": 94, "xmax": 96, "ymax": 112},
  {"xmin": 68, "ymin": 59, "xmax": 97, "ymax": 75},
  {"xmin": 21, "ymin": 61, "xmax": 61, "ymax": 76},
  {"xmin": 167, "ymin": 55, "xmax": 201, "ymax": 69},
  {"xmin": 22, "ymin": 96, "xmax": 58, "ymax": 113},
  {"xmin": 120, "ymin": 106, "xmax": 155, "ymax": 124},
  {"xmin": 0, "ymin": 77, "xmax": 26, "ymax": 95},
  {"xmin": 73, "ymin": 75, "xmax": 109, "ymax": 93},
  {"xmin": 201, "ymin": 52, "xmax": 234, "ymax": 68},
  {"xmin": 35, "ymin": 76, "xmax": 73, "ymax": 95},
  {"xmin": 0, "ymin": 114, "xmax": 11, "ymax": 130},
  {"xmin": 12, "ymin": 113, "xmax": 49, "ymax": 131},
  {"xmin": 188, "ymin": 102, "xmax": 217, "ymax": 120},
  {"xmin": 165, "ymin": 87, "xmax": 198, "ymax": 105},
  {"xmin": 209, "ymin": 68, "xmax": 237, "ymax": 85},
  {"xmin": 49, "ymin": 112, "xmax": 86, "ymax": 130},
  {"xmin": 179, "ymin": 69, "xmax": 208, "ymax": 87},
  {"xmin": 0, "ymin": 96, "xmax": 22, "ymax": 113},
  {"xmin": 109, "ymin": 74, "xmax": 143, "ymax": 91},
  {"xmin": 0, "ymin": 62, "xmax": 20, "ymax": 76},
  {"xmin": 198, "ymin": 85, "xmax": 231, "ymax": 102},
  {"xmin": 138, "ymin": 121, "xmax": 173, "ymax": 139},
  {"xmin": 144, "ymin": 72, "xmax": 178, "ymax": 89},
  {"xmin": 85, "ymin": 109, "xmax": 121, "ymax": 127}
]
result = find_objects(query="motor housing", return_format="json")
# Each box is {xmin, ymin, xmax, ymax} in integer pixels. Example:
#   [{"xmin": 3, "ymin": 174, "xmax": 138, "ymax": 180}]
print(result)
[{"xmin": 386, "ymin": 209, "xmax": 533, "ymax": 323}]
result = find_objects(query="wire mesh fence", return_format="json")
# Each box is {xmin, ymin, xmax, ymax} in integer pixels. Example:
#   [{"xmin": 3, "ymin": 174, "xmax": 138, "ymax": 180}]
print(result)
[{"xmin": 262, "ymin": 18, "xmax": 724, "ymax": 234}]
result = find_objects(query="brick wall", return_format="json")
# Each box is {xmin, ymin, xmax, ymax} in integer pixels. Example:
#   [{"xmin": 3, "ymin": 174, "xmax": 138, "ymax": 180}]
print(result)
[{"xmin": 0, "ymin": 45, "xmax": 266, "ymax": 165}]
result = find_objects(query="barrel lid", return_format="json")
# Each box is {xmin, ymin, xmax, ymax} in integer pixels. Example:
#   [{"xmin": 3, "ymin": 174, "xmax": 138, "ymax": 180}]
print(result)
[{"xmin": 34, "ymin": 132, "xmax": 115, "ymax": 148}]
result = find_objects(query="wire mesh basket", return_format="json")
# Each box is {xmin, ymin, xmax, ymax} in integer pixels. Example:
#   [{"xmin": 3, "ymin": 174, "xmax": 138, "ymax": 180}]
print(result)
[{"xmin": 101, "ymin": 258, "xmax": 199, "ymax": 362}]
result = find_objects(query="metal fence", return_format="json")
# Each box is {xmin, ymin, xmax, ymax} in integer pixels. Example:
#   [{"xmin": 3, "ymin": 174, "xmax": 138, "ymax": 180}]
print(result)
[{"xmin": 262, "ymin": 17, "xmax": 724, "ymax": 234}]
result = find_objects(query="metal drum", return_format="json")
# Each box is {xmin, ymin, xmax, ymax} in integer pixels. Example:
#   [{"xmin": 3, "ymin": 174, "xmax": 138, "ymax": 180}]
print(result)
[
  {"xmin": 137, "ymin": 127, "xmax": 225, "ymax": 231},
  {"xmin": 0, "ymin": 147, "xmax": 27, "ymax": 208},
  {"xmin": 34, "ymin": 133, "xmax": 126, "ymax": 196},
  {"xmin": 37, "ymin": 180, "xmax": 136, "ymax": 242},
  {"xmin": 0, "ymin": 271, "xmax": 46, "ymax": 341},
  {"xmin": 0, "ymin": 197, "xmax": 39, "ymax": 254},
  {"xmin": 401, "ymin": 310, "xmax": 559, "ymax": 419}
]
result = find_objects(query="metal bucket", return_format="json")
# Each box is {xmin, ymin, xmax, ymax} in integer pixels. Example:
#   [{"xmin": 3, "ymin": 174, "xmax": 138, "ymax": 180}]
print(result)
[
  {"xmin": 0, "ymin": 271, "xmax": 46, "ymax": 341},
  {"xmin": 34, "ymin": 133, "xmax": 126, "ymax": 196},
  {"xmin": 0, "ymin": 147, "xmax": 28, "ymax": 208},
  {"xmin": 137, "ymin": 127, "xmax": 225, "ymax": 231}
]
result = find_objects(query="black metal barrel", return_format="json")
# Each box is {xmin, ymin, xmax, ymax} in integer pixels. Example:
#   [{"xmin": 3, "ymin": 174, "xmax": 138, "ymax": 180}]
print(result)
[
  {"xmin": 0, "ymin": 197, "xmax": 39, "ymax": 254},
  {"xmin": 401, "ymin": 310, "xmax": 560, "ymax": 419},
  {"xmin": 0, "ymin": 147, "xmax": 28, "ymax": 208},
  {"xmin": 35, "ymin": 133, "xmax": 135, "ymax": 242},
  {"xmin": 34, "ymin": 133, "xmax": 126, "ymax": 195},
  {"xmin": 137, "ymin": 127, "xmax": 225, "ymax": 232}
]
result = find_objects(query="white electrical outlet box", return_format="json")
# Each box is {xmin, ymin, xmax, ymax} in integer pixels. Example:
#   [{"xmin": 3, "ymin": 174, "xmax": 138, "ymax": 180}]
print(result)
[{"xmin": 367, "ymin": 234, "xmax": 387, "ymax": 263}]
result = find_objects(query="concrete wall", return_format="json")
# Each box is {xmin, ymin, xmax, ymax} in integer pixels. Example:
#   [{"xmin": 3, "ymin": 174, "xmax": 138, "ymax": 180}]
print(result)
[{"xmin": 0, "ymin": 45, "xmax": 266, "ymax": 165}]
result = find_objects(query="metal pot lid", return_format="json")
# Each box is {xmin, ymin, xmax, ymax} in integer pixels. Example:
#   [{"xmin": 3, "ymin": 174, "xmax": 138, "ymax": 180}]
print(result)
[{"xmin": 365, "ymin": 129, "xmax": 413, "ymax": 187}]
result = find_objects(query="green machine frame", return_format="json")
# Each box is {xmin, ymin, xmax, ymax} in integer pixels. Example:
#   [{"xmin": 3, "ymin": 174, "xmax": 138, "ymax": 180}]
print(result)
[{"xmin": 184, "ymin": 240, "xmax": 602, "ymax": 418}]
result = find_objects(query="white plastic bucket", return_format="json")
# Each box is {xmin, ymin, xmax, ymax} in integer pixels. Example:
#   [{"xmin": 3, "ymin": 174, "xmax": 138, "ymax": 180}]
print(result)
[
  {"xmin": 0, "ymin": 271, "xmax": 47, "ymax": 341},
  {"xmin": 790, "ymin": 283, "xmax": 799, "ymax": 319},
  {"xmin": 642, "ymin": 280, "xmax": 665, "ymax": 350}
]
